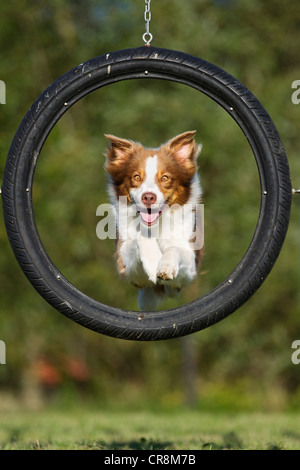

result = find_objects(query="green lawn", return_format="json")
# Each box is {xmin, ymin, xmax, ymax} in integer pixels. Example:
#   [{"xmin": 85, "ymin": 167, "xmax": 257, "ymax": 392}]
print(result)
[{"xmin": 1, "ymin": 407, "xmax": 300, "ymax": 450}]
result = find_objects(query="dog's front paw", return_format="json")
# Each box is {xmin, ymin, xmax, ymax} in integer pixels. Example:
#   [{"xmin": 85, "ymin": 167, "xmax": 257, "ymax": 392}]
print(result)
[
  {"xmin": 157, "ymin": 256, "xmax": 179, "ymax": 282},
  {"xmin": 146, "ymin": 266, "xmax": 160, "ymax": 284}
]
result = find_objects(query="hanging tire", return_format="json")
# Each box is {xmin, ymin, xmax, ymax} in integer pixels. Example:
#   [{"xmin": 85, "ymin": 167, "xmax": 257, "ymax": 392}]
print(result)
[{"xmin": 1, "ymin": 46, "xmax": 292, "ymax": 341}]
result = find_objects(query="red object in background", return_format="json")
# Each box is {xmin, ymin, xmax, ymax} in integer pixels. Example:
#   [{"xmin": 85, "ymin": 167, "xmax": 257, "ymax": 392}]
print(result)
[
  {"xmin": 34, "ymin": 359, "xmax": 61, "ymax": 387},
  {"xmin": 64, "ymin": 356, "xmax": 90, "ymax": 382},
  {"xmin": 33, "ymin": 355, "xmax": 90, "ymax": 387}
]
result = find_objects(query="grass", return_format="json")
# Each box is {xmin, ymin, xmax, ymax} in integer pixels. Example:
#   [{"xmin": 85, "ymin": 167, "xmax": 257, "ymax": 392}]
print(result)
[{"xmin": 1, "ymin": 406, "xmax": 300, "ymax": 450}]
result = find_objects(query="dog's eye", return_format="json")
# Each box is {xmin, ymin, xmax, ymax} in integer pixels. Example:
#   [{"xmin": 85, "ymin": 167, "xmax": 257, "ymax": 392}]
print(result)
[
  {"xmin": 133, "ymin": 174, "xmax": 141, "ymax": 181},
  {"xmin": 161, "ymin": 175, "xmax": 169, "ymax": 182}
]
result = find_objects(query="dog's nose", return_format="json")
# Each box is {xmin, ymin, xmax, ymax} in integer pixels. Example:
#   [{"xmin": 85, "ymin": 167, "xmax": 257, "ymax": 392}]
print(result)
[{"xmin": 142, "ymin": 192, "xmax": 157, "ymax": 207}]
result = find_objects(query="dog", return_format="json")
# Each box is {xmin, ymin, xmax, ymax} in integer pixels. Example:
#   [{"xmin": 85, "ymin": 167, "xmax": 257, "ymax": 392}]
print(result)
[{"xmin": 104, "ymin": 131, "xmax": 203, "ymax": 311}]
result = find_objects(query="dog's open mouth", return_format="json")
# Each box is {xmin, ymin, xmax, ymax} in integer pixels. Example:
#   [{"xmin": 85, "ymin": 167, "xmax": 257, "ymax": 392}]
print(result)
[{"xmin": 137, "ymin": 202, "xmax": 168, "ymax": 227}]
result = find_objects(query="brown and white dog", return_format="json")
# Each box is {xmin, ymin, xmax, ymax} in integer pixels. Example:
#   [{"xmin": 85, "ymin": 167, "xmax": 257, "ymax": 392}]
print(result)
[{"xmin": 104, "ymin": 131, "xmax": 203, "ymax": 311}]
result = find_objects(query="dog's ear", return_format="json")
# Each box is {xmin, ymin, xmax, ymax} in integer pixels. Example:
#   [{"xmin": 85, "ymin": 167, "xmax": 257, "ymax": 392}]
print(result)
[
  {"xmin": 168, "ymin": 131, "xmax": 202, "ymax": 165},
  {"xmin": 104, "ymin": 134, "xmax": 135, "ymax": 163}
]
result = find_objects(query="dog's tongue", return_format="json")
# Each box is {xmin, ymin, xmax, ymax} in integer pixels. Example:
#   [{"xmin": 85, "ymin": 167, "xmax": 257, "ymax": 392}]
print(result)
[{"xmin": 140, "ymin": 211, "xmax": 160, "ymax": 225}]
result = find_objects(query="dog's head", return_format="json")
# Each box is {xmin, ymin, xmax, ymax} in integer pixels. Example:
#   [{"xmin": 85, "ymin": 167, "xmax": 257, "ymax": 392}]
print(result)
[{"xmin": 104, "ymin": 131, "xmax": 201, "ymax": 226}]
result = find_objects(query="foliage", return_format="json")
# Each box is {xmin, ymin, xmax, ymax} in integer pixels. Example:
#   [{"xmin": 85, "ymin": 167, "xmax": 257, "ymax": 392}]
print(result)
[{"xmin": 0, "ymin": 0, "xmax": 300, "ymax": 410}]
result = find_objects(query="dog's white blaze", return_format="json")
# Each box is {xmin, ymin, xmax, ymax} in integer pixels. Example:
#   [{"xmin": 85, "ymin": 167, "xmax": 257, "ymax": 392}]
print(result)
[
  {"xmin": 140, "ymin": 155, "xmax": 164, "ymax": 206},
  {"xmin": 144, "ymin": 154, "xmax": 158, "ymax": 188},
  {"xmin": 130, "ymin": 154, "xmax": 165, "ymax": 208}
]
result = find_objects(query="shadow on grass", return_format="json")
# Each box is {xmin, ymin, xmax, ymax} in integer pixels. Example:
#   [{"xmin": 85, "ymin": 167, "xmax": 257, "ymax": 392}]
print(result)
[
  {"xmin": 103, "ymin": 437, "xmax": 173, "ymax": 450},
  {"xmin": 80, "ymin": 432, "xmax": 244, "ymax": 450},
  {"xmin": 76, "ymin": 437, "xmax": 173, "ymax": 450},
  {"xmin": 202, "ymin": 431, "xmax": 244, "ymax": 450}
]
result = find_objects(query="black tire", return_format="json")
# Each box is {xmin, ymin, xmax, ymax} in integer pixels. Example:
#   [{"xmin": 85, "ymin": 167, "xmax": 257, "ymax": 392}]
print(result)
[{"xmin": 2, "ymin": 47, "xmax": 292, "ymax": 341}]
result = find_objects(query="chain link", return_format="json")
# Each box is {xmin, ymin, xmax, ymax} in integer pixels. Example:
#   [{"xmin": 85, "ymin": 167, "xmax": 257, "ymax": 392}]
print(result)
[{"xmin": 143, "ymin": 0, "xmax": 153, "ymax": 46}]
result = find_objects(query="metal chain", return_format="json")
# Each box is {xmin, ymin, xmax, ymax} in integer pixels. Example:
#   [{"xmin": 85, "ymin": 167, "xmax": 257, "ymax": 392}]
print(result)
[{"xmin": 143, "ymin": 0, "xmax": 153, "ymax": 46}]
